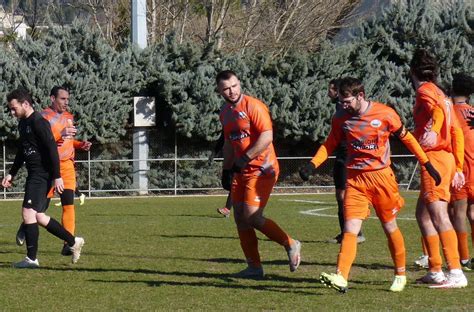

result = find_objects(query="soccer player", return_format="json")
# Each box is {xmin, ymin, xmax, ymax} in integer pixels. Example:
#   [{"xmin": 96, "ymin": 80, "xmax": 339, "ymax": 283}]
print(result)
[
  {"xmin": 326, "ymin": 79, "xmax": 365, "ymax": 244},
  {"xmin": 409, "ymin": 48, "xmax": 468, "ymax": 288},
  {"xmin": 2, "ymin": 88, "xmax": 85, "ymax": 268},
  {"xmin": 449, "ymin": 73, "xmax": 474, "ymax": 271},
  {"xmin": 217, "ymin": 70, "xmax": 301, "ymax": 278},
  {"xmin": 16, "ymin": 86, "xmax": 91, "ymax": 256},
  {"xmin": 299, "ymin": 77, "xmax": 441, "ymax": 292}
]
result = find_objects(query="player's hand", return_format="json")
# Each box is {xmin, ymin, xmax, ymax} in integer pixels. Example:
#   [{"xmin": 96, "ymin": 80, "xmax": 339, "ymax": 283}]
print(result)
[
  {"xmin": 221, "ymin": 169, "xmax": 233, "ymax": 191},
  {"xmin": 61, "ymin": 126, "xmax": 77, "ymax": 139},
  {"xmin": 2, "ymin": 174, "xmax": 13, "ymax": 188},
  {"xmin": 299, "ymin": 162, "xmax": 316, "ymax": 181},
  {"xmin": 419, "ymin": 130, "xmax": 437, "ymax": 148},
  {"xmin": 452, "ymin": 171, "xmax": 465, "ymax": 191},
  {"xmin": 231, "ymin": 154, "xmax": 251, "ymax": 173},
  {"xmin": 424, "ymin": 161, "xmax": 441, "ymax": 186},
  {"xmin": 54, "ymin": 178, "xmax": 65, "ymax": 194},
  {"xmin": 81, "ymin": 141, "xmax": 92, "ymax": 151}
]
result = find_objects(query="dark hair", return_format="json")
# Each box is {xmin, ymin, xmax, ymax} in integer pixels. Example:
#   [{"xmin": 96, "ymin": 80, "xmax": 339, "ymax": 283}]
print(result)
[
  {"xmin": 329, "ymin": 78, "xmax": 340, "ymax": 87},
  {"xmin": 452, "ymin": 73, "xmax": 474, "ymax": 97},
  {"xmin": 50, "ymin": 85, "xmax": 69, "ymax": 97},
  {"xmin": 216, "ymin": 70, "xmax": 238, "ymax": 85},
  {"xmin": 6, "ymin": 88, "xmax": 33, "ymax": 106},
  {"xmin": 410, "ymin": 48, "xmax": 438, "ymax": 82},
  {"xmin": 338, "ymin": 77, "xmax": 365, "ymax": 97}
]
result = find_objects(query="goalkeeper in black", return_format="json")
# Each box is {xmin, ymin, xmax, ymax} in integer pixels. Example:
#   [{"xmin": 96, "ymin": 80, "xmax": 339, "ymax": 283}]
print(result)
[{"xmin": 1, "ymin": 88, "xmax": 85, "ymax": 268}]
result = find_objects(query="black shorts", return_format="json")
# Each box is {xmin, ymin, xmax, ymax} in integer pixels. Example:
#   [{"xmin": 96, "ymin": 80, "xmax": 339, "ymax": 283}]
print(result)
[
  {"xmin": 23, "ymin": 173, "xmax": 52, "ymax": 212},
  {"xmin": 333, "ymin": 160, "xmax": 347, "ymax": 190}
]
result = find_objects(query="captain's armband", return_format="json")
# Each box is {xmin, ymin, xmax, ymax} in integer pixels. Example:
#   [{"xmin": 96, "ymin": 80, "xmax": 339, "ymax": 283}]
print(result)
[{"xmin": 393, "ymin": 125, "xmax": 408, "ymax": 138}]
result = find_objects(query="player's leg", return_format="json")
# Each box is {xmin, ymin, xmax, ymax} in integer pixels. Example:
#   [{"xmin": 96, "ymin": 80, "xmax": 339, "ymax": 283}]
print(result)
[
  {"xmin": 450, "ymin": 197, "xmax": 470, "ymax": 270},
  {"xmin": 14, "ymin": 175, "xmax": 48, "ymax": 268},
  {"xmin": 60, "ymin": 161, "xmax": 77, "ymax": 235},
  {"xmin": 59, "ymin": 189, "xmax": 75, "ymax": 255},
  {"xmin": 416, "ymin": 196, "xmax": 445, "ymax": 283},
  {"xmin": 232, "ymin": 175, "xmax": 262, "ymax": 278},
  {"xmin": 320, "ymin": 172, "xmax": 367, "ymax": 292},
  {"xmin": 242, "ymin": 174, "xmax": 301, "ymax": 272},
  {"xmin": 371, "ymin": 167, "xmax": 407, "ymax": 291},
  {"xmin": 330, "ymin": 160, "xmax": 345, "ymax": 243}
]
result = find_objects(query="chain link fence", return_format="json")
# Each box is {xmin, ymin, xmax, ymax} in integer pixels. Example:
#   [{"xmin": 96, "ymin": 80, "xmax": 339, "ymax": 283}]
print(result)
[{"xmin": 0, "ymin": 129, "xmax": 421, "ymax": 199}]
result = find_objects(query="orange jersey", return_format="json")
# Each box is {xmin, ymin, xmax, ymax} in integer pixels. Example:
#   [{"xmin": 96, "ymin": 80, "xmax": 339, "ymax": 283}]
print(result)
[
  {"xmin": 41, "ymin": 107, "xmax": 75, "ymax": 161},
  {"xmin": 413, "ymin": 82, "xmax": 461, "ymax": 153},
  {"xmin": 219, "ymin": 94, "xmax": 279, "ymax": 176},
  {"xmin": 312, "ymin": 102, "xmax": 404, "ymax": 171},
  {"xmin": 453, "ymin": 102, "xmax": 474, "ymax": 180}
]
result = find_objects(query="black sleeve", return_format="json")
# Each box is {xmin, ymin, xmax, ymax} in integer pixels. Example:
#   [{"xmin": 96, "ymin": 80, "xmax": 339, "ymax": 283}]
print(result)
[
  {"xmin": 34, "ymin": 117, "xmax": 61, "ymax": 179},
  {"xmin": 9, "ymin": 144, "xmax": 24, "ymax": 177},
  {"xmin": 213, "ymin": 132, "xmax": 225, "ymax": 156}
]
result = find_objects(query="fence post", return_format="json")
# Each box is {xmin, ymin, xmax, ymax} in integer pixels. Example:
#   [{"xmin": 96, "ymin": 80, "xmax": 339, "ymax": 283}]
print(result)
[
  {"xmin": 406, "ymin": 161, "xmax": 419, "ymax": 191},
  {"xmin": 87, "ymin": 149, "xmax": 91, "ymax": 198},
  {"xmin": 174, "ymin": 132, "xmax": 177, "ymax": 196},
  {"xmin": 3, "ymin": 141, "xmax": 5, "ymax": 199}
]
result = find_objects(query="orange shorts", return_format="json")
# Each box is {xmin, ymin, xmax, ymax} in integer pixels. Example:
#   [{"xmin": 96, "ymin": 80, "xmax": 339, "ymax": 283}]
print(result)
[
  {"xmin": 420, "ymin": 150, "xmax": 455, "ymax": 204},
  {"xmin": 231, "ymin": 173, "xmax": 277, "ymax": 208},
  {"xmin": 48, "ymin": 159, "xmax": 76, "ymax": 197},
  {"xmin": 344, "ymin": 166, "xmax": 404, "ymax": 223},
  {"xmin": 451, "ymin": 181, "xmax": 474, "ymax": 201}
]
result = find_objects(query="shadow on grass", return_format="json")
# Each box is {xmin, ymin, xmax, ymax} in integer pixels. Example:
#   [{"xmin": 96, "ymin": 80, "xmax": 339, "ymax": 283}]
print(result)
[{"xmin": 87, "ymin": 275, "xmax": 325, "ymax": 295}]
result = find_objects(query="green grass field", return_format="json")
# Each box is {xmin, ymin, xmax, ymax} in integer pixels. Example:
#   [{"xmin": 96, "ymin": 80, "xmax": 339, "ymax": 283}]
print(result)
[{"xmin": 0, "ymin": 192, "xmax": 472, "ymax": 311}]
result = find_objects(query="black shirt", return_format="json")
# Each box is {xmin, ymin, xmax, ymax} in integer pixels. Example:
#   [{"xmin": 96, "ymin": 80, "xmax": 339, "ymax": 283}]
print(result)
[
  {"xmin": 9, "ymin": 111, "xmax": 60, "ymax": 179},
  {"xmin": 333, "ymin": 100, "xmax": 347, "ymax": 163}
]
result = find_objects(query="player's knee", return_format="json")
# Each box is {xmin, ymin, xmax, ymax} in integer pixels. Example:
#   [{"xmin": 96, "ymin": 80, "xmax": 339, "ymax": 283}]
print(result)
[{"xmin": 35, "ymin": 213, "xmax": 49, "ymax": 226}]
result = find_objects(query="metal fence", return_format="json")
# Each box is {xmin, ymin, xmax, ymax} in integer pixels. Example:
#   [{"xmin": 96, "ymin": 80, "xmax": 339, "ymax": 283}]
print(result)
[{"xmin": 0, "ymin": 139, "xmax": 421, "ymax": 199}]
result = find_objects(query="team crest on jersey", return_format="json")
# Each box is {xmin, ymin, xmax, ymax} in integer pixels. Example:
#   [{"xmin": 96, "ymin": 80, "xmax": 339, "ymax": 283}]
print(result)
[
  {"xmin": 237, "ymin": 111, "xmax": 248, "ymax": 119},
  {"xmin": 370, "ymin": 119, "xmax": 382, "ymax": 128}
]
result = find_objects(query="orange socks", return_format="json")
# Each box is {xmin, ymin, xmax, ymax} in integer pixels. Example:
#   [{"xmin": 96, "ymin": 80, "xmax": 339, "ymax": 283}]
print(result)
[
  {"xmin": 61, "ymin": 204, "xmax": 75, "ymax": 235},
  {"xmin": 386, "ymin": 228, "xmax": 406, "ymax": 275},
  {"xmin": 456, "ymin": 231, "xmax": 470, "ymax": 261},
  {"xmin": 439, "ymin": 229, "xmax": 461, "ymax": 270},
  {"xmin": 238, "ymin": 229, "xmax": 261, "ymax": 267},
  {"xmin": 258, "ymin": 218, "xmax": 292, "ymax": 247},
  {"xmin": 424, "ymin": 234, "xmax": 442, "ymax": 272},
  {"xmin": 336, "ymin": 232, "xmax": 358, "ymax": 280}
]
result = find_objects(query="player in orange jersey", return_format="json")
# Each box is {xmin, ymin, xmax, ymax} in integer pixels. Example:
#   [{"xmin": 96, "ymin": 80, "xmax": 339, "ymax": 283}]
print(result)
[
  {"xmin": 299, "ymin": 77, "xmax": 441, "ymax": 293},
  {"xmin": 449, "ymin": 73, "xmax": 474, "ymax": 271},
  {"xmin": 15, "ymin": 86, "xmax": 91, "ymax": 256},
  {"xmin": 326, "ymin": 79, "xmax": 365, "ymax": 244},
  {"xmin": 409, "ymin": 49, "xmax": 467, "ymax": 288},
  {"xmin": 217, "ymin": 70, "xmax": 301, "ymax": 278}
]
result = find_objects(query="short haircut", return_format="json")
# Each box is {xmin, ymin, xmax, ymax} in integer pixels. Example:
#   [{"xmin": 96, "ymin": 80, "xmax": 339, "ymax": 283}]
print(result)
[
  {"xmin": 452, "ymin": 73, "xmax": 474, "ymax": 97},
  {"xmin": 410, "ymin": 48, "xmax": 438, "ymax": 82},
  {"xmin": 50, "ymin": 85, "xmax": 69, "ymax": 97},
  {"xmin": 338, "ymin": 77, "xmax": 365, "ymax": 97},
  {"xmin": 216, "ymin": 70, "xmax": 238, "ymax": 85},
  {"xmin": 6, "ymin": 88, "xmax": 33, "ymax": 106}
]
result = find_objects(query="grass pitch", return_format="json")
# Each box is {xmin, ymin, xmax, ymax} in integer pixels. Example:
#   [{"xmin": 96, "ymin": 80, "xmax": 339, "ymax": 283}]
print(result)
[{"xmin": 0, "ymin": 192, "xmax": 473, "ymax": 311}]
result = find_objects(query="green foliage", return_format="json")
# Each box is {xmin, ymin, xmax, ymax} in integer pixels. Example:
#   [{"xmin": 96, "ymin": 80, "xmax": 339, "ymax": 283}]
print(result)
[{"xmin": 0, "ymin": 0, "xmax": 471, "ymax": 190}]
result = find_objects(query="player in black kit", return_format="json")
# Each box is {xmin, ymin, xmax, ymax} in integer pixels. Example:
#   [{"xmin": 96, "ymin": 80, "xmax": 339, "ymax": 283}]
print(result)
[{"xmin": 1, "ymin": 89, "xmax": 85, "ymax": 268}]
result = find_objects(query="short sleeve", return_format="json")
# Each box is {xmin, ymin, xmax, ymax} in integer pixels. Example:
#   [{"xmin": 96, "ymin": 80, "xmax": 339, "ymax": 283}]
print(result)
[{"xmin": 249, "ymin": 101, "xmax": 273, "ymax": 133}]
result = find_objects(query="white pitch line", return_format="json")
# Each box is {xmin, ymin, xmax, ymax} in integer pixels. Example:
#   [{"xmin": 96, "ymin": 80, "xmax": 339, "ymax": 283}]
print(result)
[
  {"xmin": 279, "ymin": 199, "xmax": 327, "ymax": 204},
  {"xmin": 300, "ymin": 206, "xmax": 416, "ymax": 221}
]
